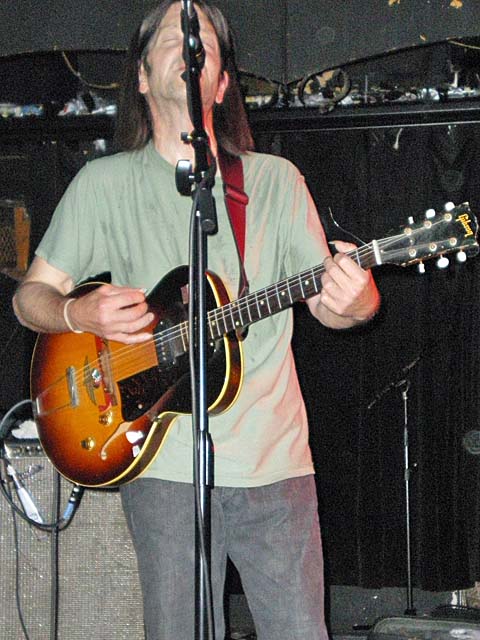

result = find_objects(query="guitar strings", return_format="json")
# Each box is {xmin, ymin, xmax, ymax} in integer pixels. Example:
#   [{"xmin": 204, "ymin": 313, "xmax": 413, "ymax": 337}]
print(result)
[
  {"xmin": 51, "ymin": 235, "xmax": 399, "ymax": 392},
  {"xmin": 47, "ymin": 227, "xmax": 448, "ymax": 397}
]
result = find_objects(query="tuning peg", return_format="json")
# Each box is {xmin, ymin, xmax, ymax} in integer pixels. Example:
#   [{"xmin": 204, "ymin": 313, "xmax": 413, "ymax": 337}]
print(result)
[
  {"xmin": 456, "ymin": 250, "xmax": 467, "ymax": 263},
  {"xmin": 417, "ymin": 262, "xmax": 425, "ymax": 274},
  {"xmin": 436, "ymin": 256, "xmax": 450, "ymax": 269},
  {"xmin": 425, "ymin": 208, "xmax": 436, "ymax": 219},
  {"xmin": 444, "ymin": 202, "xmax": 455, "ymax": 212},
  {"xmin": 408, "ymin": 216, "xmax": 415, "ymax": 224}
]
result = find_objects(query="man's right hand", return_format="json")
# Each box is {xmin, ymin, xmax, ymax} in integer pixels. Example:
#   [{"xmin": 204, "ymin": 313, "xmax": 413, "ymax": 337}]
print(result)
[
  {"xmin": 66, "ymin": 283, "xmax": 154, "ymax": 343},
  {"xmin": 13, "ymin": 256, "xmax": 154, "ymax": 344}
]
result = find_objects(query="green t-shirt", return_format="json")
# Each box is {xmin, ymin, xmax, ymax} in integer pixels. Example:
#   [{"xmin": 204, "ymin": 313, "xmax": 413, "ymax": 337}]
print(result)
[{"xmin": 37, "ymin": 141, "xmax": 329, "ymax": 487}]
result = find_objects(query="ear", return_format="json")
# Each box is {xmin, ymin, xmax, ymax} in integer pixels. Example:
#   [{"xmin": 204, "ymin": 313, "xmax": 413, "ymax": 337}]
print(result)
[
  {"xmin": 138, "ymin": 62, "xmax": 149, "ymax": 95},
  {"xmin": 215, "ymin": 71, "xmax": 229, "ymax": 105}
]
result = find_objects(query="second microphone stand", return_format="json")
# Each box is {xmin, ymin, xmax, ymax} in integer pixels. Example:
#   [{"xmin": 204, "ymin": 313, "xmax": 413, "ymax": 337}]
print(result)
[{"xmin": 368, "ymin": 353, "xmax": 422, "ymax": 616}]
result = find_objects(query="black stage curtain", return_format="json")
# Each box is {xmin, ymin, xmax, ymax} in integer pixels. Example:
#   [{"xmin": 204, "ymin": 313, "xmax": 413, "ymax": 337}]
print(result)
[{"xmin": 256, "ymin": 123, "xmax": 480, "ymax": 591}]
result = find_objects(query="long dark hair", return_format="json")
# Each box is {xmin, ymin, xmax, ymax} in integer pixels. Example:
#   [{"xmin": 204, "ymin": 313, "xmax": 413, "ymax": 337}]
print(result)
[{"xmin": 114, "ymin": 0, "xmax": 254, "ymax": 156}]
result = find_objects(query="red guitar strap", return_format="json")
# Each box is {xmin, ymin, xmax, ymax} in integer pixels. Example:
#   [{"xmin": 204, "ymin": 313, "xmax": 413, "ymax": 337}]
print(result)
[{"xmin": 218, "ymin": 151, "xmax": 250, "ymax": 296}]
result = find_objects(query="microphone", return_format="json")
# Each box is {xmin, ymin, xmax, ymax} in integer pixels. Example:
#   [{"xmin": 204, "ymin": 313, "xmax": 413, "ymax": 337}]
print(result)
[
  {"xmin": 181, "ymin": 0, "xmax": 205, "ymax": 71},
  {"xmin": 7, "ymin": 463, "xmax": 44, "ymax": 524}
]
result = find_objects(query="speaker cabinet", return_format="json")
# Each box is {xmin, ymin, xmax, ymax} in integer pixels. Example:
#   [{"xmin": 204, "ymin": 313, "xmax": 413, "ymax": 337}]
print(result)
[{"xmin": 0, "ymin": 441, "xmax": 144, "ymax": 640}]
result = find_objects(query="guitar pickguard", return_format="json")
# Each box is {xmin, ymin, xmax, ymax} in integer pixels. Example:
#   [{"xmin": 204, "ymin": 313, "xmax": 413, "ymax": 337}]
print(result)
[{"xmin": 117, "ymin": 339, "xmax": 227, "ymax": 422}]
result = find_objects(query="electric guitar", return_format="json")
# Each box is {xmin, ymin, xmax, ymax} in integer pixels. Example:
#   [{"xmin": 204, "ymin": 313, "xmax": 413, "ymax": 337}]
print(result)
[{"xmin": 30, "ymin": 203, "xmax": 478, "ymax": 487}]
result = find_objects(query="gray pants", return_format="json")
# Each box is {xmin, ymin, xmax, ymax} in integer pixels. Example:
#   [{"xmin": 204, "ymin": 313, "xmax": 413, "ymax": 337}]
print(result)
[{"xmin": 120, "ymin": 475, "xmax": 329, "ymax": 640}]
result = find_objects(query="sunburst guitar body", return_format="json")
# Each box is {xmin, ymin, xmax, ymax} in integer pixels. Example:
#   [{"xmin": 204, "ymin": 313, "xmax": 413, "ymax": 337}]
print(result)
[{"xmin": 31, "ymin": 267, "xmax": 242, "ymax": 487}]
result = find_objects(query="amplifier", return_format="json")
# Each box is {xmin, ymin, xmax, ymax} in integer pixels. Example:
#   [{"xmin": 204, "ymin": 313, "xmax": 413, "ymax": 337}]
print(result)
[
  {"xmin": 0, "ymin": 441, "xmax": 144, "ymax": 640},
  {"xmin": 0, "ymin": 198, "xmax": 30, "ymax": 280}
]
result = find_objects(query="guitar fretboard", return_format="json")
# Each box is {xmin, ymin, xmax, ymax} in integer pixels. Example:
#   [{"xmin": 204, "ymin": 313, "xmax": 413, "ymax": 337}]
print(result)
[{"xmin": 207, "ymin": 243, "xmax": 379, "ymax": 339}]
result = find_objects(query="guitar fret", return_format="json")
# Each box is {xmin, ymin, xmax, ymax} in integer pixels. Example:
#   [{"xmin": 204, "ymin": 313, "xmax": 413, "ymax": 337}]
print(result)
[
  {"xmin": 278, "ymin": 283, "xmax": 289, "ymax": 308},
  {"xmin": 223, "ymin": 304, "xmax": 232, "ymax": 333},
  {"xmin": 228, "ymin": 302, "xmax": 235, "ymax": 332},
  {"xmin": 219, "ymin": 305, "xmax": 228, "ymax": 335},
  {"xmin": 296, "ymin": 276, "xmax": 305, "ymax": 299},
  {"xmin": 209, "ymin": 311, "xmax": 217, "ymax": 339},
  {"xmin": 303, "ymin": 277, "xmax": 311, "ymax": 296},
  {"xmin": 208, "ymin": 316, "xmax": 215, "ymax": 341},
  {"xmin": 246, "ymin": 297, "xmax": 253, "ymax": 323},
  {"xmin": 261, "ymin": 291, "xmax": 269, "ymax": 316},
  {"xmin": 180, "ymin": 323, "xmax": 188, "ymax": 352},
  {"xmin": 255, "ymin": 291, "xmax": 262, "ymax": 318},
  {"xmin": 312, "ymin": 268, "xmax": 319, "ymax": 293},
  {"xmin": 296, "ymin": 278, "xmax": 305, "ymax": 299},
  {"xmin": 233, "ymin": 301, "xmax": 243, "ymax": 329},
  {"xmin": 216, "ymin": 309, "xmax": 225, "ymax": 338},
  {"xmin": 286, "ymin": 280, "xmax": 293, "ymax": 304},
  {"xmin": 275, "ymin": 283, "xmax": 282, "ymax": 308},
  {"xmin": 216, "ymin": 311, "xmax": 224, "ymax": 338},
  {"xmin": 264, "ymin": 289, "xmax": 272, "ymax": 314},
  {"xmin": 246, "ymin": 293, "xmax": 259, "ymax": 323},
  {"xmin": 224, "ymin": 306, "xmax": 231, "ymax": 333}
]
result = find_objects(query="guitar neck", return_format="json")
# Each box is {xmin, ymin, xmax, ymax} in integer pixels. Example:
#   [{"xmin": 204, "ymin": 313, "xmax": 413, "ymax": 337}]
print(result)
[
  {"xmin": 171, "ymin": 203, "xmax": 479, "ymax": 345},
  {"xmin": 208, "ymin": 242, "xmax": 379, "ymax": 339}
]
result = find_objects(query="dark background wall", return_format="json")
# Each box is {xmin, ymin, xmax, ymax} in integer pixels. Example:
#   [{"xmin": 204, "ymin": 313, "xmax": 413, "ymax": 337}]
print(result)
[{"xmin": 271, "ymin": 125, "xmax": 480, "ymax": 592}]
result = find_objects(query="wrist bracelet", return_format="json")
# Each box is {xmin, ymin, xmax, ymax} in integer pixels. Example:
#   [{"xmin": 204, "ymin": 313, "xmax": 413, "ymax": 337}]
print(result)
[{"xmin": 63, "ymin": 298, "xmax": 83, "ymax": 334}]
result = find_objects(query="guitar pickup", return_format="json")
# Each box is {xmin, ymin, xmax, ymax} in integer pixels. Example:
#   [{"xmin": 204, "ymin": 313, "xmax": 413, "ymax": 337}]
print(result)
[{"xmin": 155, "ymin": 317, "xmax": 186, "ymax": 366}]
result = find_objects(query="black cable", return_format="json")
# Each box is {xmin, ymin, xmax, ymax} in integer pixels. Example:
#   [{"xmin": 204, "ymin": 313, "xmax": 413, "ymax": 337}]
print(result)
[
  {"xmin": 0, "ymin": 399, "xmax": 86, "ymax": 640},
  {"xmin": 1, "ymin": 445, "xmax": 86, "ymax": 639},
  {"xmin": 1, "ymin": 451, "xmax": 82, "ymax": 639},
  {"xmin": 50, "ymin": 471, "xmax": 61, "ymax": 640},
  {"xmin": 2, "ymin": 457, "xmax": 32, "ymax": 640},
  {"xmin": 0, "ymin": 399, "xmax": 85, "ymax": 532},
  {"xmin": 0, "ymin": 449, "xmax": 84, "ymax": 532}
]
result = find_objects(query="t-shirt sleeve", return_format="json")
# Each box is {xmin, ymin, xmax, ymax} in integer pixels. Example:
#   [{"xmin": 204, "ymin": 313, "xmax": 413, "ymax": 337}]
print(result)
[
  {"xmin": 35, "ymin": 162, "xmax": 108, "ymax": 284},
  {"xmin": 281, "ymin": 162, "xmax": 330, "ymax": 278}
]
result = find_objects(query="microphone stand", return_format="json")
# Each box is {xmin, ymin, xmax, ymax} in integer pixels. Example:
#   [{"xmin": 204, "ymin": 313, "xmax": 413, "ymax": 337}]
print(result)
[
  {"xmin": 367, "ymin": 354, "xmax": 423, "ymax": 617},
  {"xmin": 175, "ymin": 2, "xmax": 216, "ymax": 639},
  {"xmin": 399, "ymin": 378, "xmax": 417, "ymax": 616}
]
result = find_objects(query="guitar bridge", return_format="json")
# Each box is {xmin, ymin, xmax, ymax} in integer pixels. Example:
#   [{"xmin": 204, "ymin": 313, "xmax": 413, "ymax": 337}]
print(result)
[{"xmin": 66, "ymin": 366, "xmax": 79, "ymax": 407}]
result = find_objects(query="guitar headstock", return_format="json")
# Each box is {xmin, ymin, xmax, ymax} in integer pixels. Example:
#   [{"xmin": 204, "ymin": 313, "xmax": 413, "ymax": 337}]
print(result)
[{"xmin": 379, "ymin": 202, "xmax": 479, "ymax": 269}]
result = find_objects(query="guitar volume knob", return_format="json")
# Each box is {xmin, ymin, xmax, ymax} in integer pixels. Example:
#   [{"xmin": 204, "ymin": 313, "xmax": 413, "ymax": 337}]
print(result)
[
  {"xmin": 99, "ymin": 411, "xmax": 113, "ymax": 426},
  {"xmin": 81, "ymin": 437, "xmax": 95, "ymax": 451}
]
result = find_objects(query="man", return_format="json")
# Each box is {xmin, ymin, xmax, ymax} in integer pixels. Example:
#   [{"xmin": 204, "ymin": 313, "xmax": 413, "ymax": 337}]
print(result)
[{"xmin": 13, "ymin": 1, "xmax": 380, "ymax": 638}]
